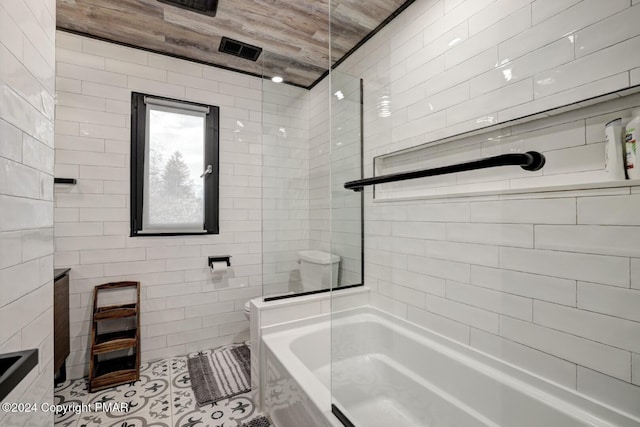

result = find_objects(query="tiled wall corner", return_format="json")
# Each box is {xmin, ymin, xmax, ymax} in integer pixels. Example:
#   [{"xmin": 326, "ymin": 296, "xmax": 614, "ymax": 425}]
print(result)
[{"xmin": 0, "ymin": 0, "xmax": 56, "ymax": 425}]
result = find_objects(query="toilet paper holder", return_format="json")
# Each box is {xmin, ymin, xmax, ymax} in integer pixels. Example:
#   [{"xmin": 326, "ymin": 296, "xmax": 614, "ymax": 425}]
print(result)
[{"xmin": 208, "ymin": 256, "xmax": 231, "ymax": 268}]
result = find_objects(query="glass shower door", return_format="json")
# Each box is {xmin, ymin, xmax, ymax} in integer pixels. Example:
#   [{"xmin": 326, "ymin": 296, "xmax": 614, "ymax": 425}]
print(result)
[
  {"xmin": 329, "ymin": 69, "xmax": 372, "ymax": 424},
  {"xmin": 261, "ymin": 51, "xmax": 313, "ymax": 300},
  {"xmin": 330, "ymin": 70, "xmax": 363, "ymax": 290}
]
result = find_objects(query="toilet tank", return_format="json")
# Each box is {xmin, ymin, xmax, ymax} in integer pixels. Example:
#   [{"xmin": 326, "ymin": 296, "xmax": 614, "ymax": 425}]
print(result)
[{"xmin": 297, "ymin": 250, "xmax": 340, "ymax": 291}]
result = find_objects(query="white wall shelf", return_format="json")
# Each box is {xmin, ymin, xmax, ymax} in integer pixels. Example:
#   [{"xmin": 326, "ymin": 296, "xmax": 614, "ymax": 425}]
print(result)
[
  {"xmin": 373, "ymin": 179, "xmax": 640, "ymax": 203},
  {"xmin": 371, "ymin": 86, "xmax": 640, "ymax": 202}
]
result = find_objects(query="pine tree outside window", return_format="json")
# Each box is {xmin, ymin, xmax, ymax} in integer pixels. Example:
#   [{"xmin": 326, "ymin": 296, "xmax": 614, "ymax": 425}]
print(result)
[{"xmin": 130, "ymin": 93, "xmax": 220, "ymax": 236}]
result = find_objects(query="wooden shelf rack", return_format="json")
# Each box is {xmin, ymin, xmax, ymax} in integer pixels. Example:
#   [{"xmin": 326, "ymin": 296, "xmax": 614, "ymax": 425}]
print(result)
[{"xmin": 88, "ymin": 281, "xmax": 140, "ymax": 392}]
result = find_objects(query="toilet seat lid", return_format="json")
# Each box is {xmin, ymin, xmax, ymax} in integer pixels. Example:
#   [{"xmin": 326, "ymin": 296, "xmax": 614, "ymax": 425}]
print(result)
[{"xmin": 298, "ymin": 250, "xmax": 340, "ymax": 264}]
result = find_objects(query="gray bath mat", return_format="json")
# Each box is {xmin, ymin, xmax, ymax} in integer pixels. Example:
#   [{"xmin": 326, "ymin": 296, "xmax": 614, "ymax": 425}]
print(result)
[
  {"xmin": 241, "ymin": 415, "xmax": 272, "ymax": 427},
  {"xmin": 187, "ymin": 344, "xmax": 251, "ymax": 406}
]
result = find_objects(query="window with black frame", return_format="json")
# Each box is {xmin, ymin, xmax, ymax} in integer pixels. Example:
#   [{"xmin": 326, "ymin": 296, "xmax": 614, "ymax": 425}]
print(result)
[{"xmin": 130, "ymin": 92, "xmax": 220, "ymax": 236}]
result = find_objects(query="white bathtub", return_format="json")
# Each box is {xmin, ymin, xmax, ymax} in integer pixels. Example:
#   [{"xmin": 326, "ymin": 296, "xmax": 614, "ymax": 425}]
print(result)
[{"xmin": 262, "ymin": 306, "xmax": 640, "ymax": 427}]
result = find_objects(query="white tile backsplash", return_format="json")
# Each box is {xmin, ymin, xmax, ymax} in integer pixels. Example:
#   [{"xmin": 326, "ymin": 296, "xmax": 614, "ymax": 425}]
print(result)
[
  {"xmin": 407, "ymin": 202, "xmax": 471, "ymax": 222},
  {"xmin": 392, "ymin": 221, "xmax": 447, "ymax": 240},
  {"xmin": 471, "ymin": 265, "xmax": 576, "ymax": 306},
  {"xmin": 410, "ymin": 22, "xmax": 469, "ymax": 72},
  {"xmin": 0, "ymin": 231, "xmax": 22, "ymax": 270},
  {"xmin": 534, "ymin": 35, "xmax": 640, "ymax": 99},
  {"xmin": 407, "ymin": 82, "xmax": 470, "ymax": 121},
  {"xmin": 534, "ymin": 300, "xmax": 640, "ymax": 353},
  {"xmin": 393, "ymin": 268, "xmax": 446, "ymax": 296},
  {"xmin": 446, "ymin": 223, "xmax": 533, "ymax": 248},
  {"xmin": 632, "ymin": 259, "xmax": 640, "ymax": 290},
  {"xmin": 445, "ymin": 5, "xmax": 531, "ymax": 69},
  {"xmin": 470, "ymin": 38, "xmax": 574, "ymax": 98},
  {"xmin": 407, "ymin": 305, "xmax": 470, "ymax": 344},
  {"xmin": 531, "ymin": 0, "xmax": 581, "ymax": 25},
  {"xmin": 379, "ymin": 281, "xmax": 427, "ymax": 309},
  {"xmin": 407, "ymin": 255, "xmax": 471, "ymax": 283},
  {"xmin": 500, "ymin": 315, "xmax": 630, "ymax": 381},
  {"xmin": 426, "ymin": 240, "xmax": 500, "ymax": 267},
  {"xmin": 470, "ymin": 198, "xmax": 576, "ymax": 224},
  {"xmin": 446, "ymin": 281, "xmax": 533, "ymax": 321},
  {"xmin": 0, "ymin": 119, "xmax": 23, "ymax": 162},
  {"xmin": 536, "ymin": 225, "xmax": 640, "ymax": 257},
  {"xmin": 57, "ymin": 62, "xmax": 127, "ymax": 87},
  {"xmin": 503, "ymin": 74, "xmax": 630, "ymax": 124},
  {"xmin": 578, "ymin": 195, "xmax": 640, "ymax": 226},
  {"xmin": 501, "ymin": 0, "xmax": 629, "ymax": 64},
  {"xmin": 469, "ymin": 0, "xmax": 532, "ymax": 36},
  {"xmin": 371, "ymin": 292, "xmax": 409, "ymax": 319},
  {"xmin": 426, "ymin": 294, "xmax": 499, "ymax": 333},
  {"xmin": 500, "ymin": 247, "xmax": 629, "ymax": 287},
  {"xmin": 578, "ymin": 282, "xmax": 640, "ymax": 323},
  {"xmin": 632, "ymin": 67, "xmax": 640, "ymax": 86},
  {"xmin": 470, "ymin": 328, "xmax": 577, "ymax": 389},
  {"xmin": 575, "ymin": 4, "xmax": 640, "ymax": 59},
  {"xmin": 446, "ymin": 79, "xmax": 533, "ymax": 126}
]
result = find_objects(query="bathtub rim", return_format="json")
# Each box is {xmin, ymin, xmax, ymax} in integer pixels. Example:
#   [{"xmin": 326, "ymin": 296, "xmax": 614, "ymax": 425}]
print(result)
[{"xmin": 262, "ymin": 305, "xmax": 640, "ymax": 427}]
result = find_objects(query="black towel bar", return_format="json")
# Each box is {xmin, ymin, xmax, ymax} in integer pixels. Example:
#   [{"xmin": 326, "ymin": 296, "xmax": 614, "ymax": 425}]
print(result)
[{"xmin": 344, "ymin": 151, "xmax": 545, "ymax": 192}]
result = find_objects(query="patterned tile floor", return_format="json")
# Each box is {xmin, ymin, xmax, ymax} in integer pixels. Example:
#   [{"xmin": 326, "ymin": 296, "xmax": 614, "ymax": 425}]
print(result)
[{"xmin": 54, "ymin": 355, "xmax": 261, "ymax": 427}]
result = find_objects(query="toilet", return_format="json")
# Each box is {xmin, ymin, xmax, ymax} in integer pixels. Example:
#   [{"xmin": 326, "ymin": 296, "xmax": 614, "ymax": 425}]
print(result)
[
  {"xmin": 297, "ymin": 250, "xmax": 340, "ymax": 292},
  {"xmin": 243, "ymin": 250, "xmax": 340, "ymax": 320}
]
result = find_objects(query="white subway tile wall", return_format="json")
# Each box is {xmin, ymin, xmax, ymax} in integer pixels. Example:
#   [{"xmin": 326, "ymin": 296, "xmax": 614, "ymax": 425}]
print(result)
[
  {"xmin": 0, "ymin": 0, "xmax": 55, "ymax": 425},
  {"xmin": 328, "ymin": 0, "xmax": 640, "ymax": 417},
  {"xmin": 359, "ymin": 1, "xmax": 640, "ymax": 180},
  {"xmin": 53, "ymin": 32, "xmax": 266, "ymax": 377}
]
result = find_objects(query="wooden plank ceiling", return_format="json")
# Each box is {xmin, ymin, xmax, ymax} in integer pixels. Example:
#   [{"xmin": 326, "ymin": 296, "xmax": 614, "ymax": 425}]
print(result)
[{"xmin": 56, "ymin": 0, "xmax": 410, "ymax": 88}]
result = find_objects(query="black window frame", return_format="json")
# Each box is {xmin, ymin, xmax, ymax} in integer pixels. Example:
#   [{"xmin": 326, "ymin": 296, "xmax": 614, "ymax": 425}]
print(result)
[{"xmin": 130, "ymin": 92, "xmax": 220, "ymax": 237}]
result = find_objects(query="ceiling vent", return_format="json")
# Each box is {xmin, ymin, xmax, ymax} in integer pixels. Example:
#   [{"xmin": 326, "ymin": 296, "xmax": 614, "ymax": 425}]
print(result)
[
  {"xmin": 219, "ymin": 37, "xmax": 262, "ymax": 61},
  {"xmin": 157, "ymin": 0, "xmax": 218, "ymax": 17}
]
